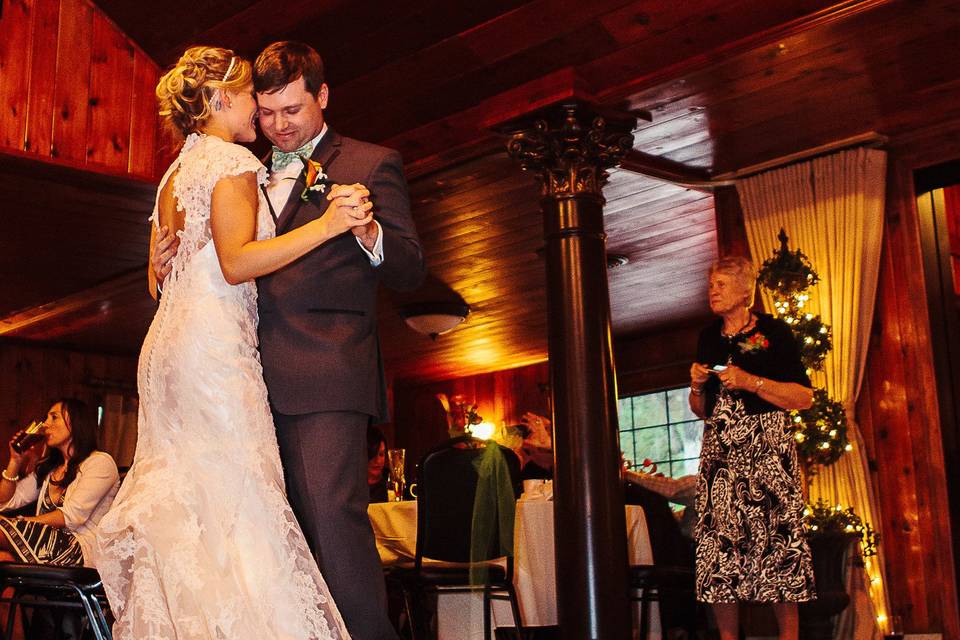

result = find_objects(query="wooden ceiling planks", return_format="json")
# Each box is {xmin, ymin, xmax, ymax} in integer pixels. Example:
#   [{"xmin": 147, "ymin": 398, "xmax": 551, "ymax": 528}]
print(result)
[{"xmin": 5, "ymin": 0, "xmax": 960, "ymax": 382}]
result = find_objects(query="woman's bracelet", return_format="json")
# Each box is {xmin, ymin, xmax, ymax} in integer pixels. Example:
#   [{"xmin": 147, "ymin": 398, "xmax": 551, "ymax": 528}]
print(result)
[
  {"xmin": 690, "ymin": 384, "xmax": 704, "ymax": 396},
  {"xmin": 754, "ymin": 376, "xmax": 765, "ymax": 393},
  {"xmin": 1, "ymin": 469, "xmax": 19, "ymax": 482}
]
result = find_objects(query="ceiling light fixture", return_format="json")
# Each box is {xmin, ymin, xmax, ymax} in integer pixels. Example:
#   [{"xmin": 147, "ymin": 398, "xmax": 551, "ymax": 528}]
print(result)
[{"xmin": 400, "ymin": 301, "xmax": 470, "ymax": 340}]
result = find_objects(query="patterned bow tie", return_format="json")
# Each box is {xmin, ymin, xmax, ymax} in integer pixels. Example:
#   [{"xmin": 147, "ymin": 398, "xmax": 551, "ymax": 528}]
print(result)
[{"xmin": 271, "ymin": 140, "xmax": 316, "ymax": 172}]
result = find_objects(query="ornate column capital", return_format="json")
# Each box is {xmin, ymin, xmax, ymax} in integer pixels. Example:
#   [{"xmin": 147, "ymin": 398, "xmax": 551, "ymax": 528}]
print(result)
[{"xmin": 505, "ymin": 102, "xmax": 636, "ymax": 199}]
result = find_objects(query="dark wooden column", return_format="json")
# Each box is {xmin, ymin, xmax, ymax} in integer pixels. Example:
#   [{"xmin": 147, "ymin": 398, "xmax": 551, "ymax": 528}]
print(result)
[{"xmin": 505, "ymin": 103, "xmax": 634, "ymax": 640}]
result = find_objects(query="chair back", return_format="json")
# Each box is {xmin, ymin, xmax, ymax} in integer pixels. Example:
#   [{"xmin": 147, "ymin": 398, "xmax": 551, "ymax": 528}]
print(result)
[
  {"xmin": 415, "ymin": 436, "xmax": 521, "ymax": 565},
  {"xmin": 624, "ymin": 481, "xmax": 694, "ymax": 568}
]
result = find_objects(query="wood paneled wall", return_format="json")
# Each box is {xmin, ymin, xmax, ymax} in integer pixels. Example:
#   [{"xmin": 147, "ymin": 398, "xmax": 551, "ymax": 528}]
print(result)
[
  {"xmin": 614, "ymin": 321, "xmax": 706, "ymax": 398},
  {"xmin": 0, "ymin": 0, "xmax": 163, "ymax": 180},
  {"xmin": 853, "ymin": 125, "xmax": 960, "ymax": 637},
  {"xmin": 392, "ymin": 361, "xmax": 550, "ymax": 475},
  {"xmin": 0, "ymin": 338, "xmax": 137, "ymax": 448}
]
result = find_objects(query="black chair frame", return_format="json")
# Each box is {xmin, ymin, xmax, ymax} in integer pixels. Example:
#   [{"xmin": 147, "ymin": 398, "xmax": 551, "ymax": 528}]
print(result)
[
  {"xmin": 396, "ymin": 436, "xmax": 525, "ymax": 640},
  {"xmin": 624, "ymin": 481, "xmax": 698, "ymax": 640},
  {"xmin": 0, "ymin": 563, "xmax": 112, "ymax": 640}
]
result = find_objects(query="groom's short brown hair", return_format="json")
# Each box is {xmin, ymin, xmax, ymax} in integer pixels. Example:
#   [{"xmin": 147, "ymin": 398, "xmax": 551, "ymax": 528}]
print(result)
[{"xmin": 254, "ymin": 41, "xmax": 325, "ymax": 96}]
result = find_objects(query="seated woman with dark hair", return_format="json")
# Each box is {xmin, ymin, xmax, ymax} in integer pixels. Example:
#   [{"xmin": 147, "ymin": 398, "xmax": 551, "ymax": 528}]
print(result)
[
  {"xmin": 0, "ymin": 398, "xmax": 120, "ymax": 567},
  {"xmin": 367, "ymin": 424, "xmax": 389, "ymax": 503}
]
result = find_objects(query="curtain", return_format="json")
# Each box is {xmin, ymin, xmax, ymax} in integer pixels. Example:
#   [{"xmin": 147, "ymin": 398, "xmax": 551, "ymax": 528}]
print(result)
[
  {"xmin": 738, "ymin": 147, "xmax": 889, "ymax": 638},
  {"xmin": 100, "ymin": 393, "xmax": 138, "ymax": 470}
]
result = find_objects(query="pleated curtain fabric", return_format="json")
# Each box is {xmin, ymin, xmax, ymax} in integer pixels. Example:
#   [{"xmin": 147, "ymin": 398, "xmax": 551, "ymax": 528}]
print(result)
[{"xmin": 738, "ymin": 147, "xmax": 889, "ymax": 638}]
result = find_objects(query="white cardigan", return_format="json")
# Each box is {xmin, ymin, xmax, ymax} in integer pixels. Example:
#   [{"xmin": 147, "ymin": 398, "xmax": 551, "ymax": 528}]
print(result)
[{"xmin": 1, "ymin": 451, "xmax": 120, "ymax": 567}]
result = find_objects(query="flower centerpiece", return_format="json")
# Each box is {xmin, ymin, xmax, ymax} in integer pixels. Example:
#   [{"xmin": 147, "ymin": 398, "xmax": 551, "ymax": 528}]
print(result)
[{"xmin": 436, "ymin": 393, "xmax": 483, "ymax": 438}]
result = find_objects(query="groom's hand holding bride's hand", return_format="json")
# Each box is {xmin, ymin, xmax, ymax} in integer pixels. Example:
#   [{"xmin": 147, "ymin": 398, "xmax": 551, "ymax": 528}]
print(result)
[
  {"xmin": 327, "ymin": 183, "xmax": 378, "ymax": 250},
  {"xmin": 322, "ymin": 184, "xmax": 374, "ymax": 238}
]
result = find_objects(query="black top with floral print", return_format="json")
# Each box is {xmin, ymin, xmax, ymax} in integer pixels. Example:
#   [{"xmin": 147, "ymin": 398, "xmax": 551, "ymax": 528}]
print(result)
[{"xmin": 696, "ymin": 312, "xmax": 811, "ymax": 416}]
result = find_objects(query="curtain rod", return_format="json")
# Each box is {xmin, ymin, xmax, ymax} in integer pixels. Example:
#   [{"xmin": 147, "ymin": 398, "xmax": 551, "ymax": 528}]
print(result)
[{"xmin": 709, "ymin": 131, "xmax": 888, "ymax": 184}]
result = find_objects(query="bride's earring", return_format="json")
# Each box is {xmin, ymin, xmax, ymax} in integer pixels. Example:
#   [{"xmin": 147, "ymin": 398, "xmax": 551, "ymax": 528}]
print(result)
[{"xmin": 211, "ymin": 90, "xmax": 223, "ymax": 112}]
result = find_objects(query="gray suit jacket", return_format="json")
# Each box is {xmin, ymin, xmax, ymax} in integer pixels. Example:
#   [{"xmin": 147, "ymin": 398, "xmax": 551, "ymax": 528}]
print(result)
[{"xmin": 257, "ymin": 128, "xmax": 425, "ymax": 419}]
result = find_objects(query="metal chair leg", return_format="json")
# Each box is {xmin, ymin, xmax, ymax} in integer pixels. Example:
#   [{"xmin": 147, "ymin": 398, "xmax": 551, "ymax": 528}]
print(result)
[
  {"xmin": 87, "ymin": 591, "xmax": 113, "ymax": 640},
  {"xmin": 638, "ymin": 588, "xmax": 652, "ymax": 640},
  {"xmin": 483, "ymin": 589, "xmax": 492, "ymax": 640},
  {"xmin": 505, "ymin": 585, "xmax": 524, "ymax": 640},
  {"xmin": 3, "ymin": 586, "xmax": 17, "ymax": 640}
]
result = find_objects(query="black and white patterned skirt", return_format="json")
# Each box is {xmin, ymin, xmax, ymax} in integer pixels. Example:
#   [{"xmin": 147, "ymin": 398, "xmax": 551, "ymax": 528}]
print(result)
[
  {"xmin": 695, "ymin": 390, "xmax": 815, "ymax": 603},
  {"xmin": 0, "ymin": 490, "xmax": 83, "ymax": 567}
]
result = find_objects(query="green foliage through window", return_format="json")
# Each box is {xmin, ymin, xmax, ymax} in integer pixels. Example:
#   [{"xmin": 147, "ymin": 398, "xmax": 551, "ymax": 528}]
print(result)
[{"xmin": 618, "ymin": 387, "xmax": 703, "ymax": 478}]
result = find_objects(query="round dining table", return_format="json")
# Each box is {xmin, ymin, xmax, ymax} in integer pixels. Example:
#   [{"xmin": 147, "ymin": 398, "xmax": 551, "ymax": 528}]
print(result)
[{"xmin": 368, "ymin": 493, "xmax": 661, "ymax": 639}]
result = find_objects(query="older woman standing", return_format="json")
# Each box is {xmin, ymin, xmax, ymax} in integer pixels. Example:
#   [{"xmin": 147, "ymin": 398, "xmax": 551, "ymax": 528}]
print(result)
[{"xmin": 689, "ymin": 256, "xmax": 815, "ymax": 640}]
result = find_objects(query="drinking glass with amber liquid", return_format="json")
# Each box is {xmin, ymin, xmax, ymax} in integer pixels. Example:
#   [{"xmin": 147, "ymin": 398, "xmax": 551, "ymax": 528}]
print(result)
[{"xmin": 11, "ymin": 421, "xmax": 46, "ymax": 454}]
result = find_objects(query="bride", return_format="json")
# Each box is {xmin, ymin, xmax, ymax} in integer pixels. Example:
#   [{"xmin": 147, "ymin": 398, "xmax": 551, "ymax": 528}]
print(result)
[{"xmin": 95, "ymin": 46, "xmax": 368, "ymax": 639}]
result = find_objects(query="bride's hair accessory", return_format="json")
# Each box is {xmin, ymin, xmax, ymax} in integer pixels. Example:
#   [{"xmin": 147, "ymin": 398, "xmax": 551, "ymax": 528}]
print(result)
[
  {"xmin": 222, "ymin": 57, "xmax": 238, "ymax": 83},
  {"xmin": 157, "ymin": 46, "xmax": 251, "ymax": 138}
]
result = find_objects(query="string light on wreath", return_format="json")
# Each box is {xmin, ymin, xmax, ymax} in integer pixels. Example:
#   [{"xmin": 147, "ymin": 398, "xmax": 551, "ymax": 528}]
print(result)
[
  {"xmin": 758, "ymin": 229, "xmax": 832, "ymax": 372},
  {"xmin": 790, "ymin": 388, "xmax": 851, "ymax": 469}
]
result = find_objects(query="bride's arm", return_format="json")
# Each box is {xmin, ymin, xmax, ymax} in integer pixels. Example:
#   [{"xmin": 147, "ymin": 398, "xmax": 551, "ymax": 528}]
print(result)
[{"xmin": 211, "ymin": 172, "xmax": 373, "ymax": 284}]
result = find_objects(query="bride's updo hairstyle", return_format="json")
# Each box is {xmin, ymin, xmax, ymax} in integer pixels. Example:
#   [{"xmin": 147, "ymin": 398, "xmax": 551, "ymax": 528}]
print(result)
[{"xmin": 156, "ymin": 46, "xmax": 252, "ymax": 139}]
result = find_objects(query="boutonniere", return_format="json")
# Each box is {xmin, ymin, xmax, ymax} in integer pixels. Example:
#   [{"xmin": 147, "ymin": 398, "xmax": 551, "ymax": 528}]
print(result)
[
  {"xmin": 738, "ymin": 332, "xmax": 770, "ymax": 353},
  {"xmin": 298, "ymin": 157, "xmax": 330, "ymax": 202}
]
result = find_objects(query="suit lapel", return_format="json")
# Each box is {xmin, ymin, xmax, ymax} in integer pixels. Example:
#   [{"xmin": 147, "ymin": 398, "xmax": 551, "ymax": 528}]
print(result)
[
  {"xmin": 275, "ymin": 129, "xmax": 343, "ymax": 234},
  {"xmin": 260, "ymin": 150, "xmax": 279, "ymax": 224}
]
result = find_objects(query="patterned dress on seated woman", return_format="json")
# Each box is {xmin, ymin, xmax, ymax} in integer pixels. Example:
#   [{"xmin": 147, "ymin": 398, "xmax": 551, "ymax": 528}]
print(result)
[{"xmin": 0, "ymin": 398, "xmax": 119, "ymax": 567}]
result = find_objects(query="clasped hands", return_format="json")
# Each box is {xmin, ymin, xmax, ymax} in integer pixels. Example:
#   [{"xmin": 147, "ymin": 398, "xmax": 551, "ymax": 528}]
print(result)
[
  {"xmin": 324, "ymin": 183, "xmax": 377, "ymax": 246},
  {"xmin": 690, "ymin": 362, "xmax": 756, "ymax": 392},
  {"xmin": 151, "ymin": 183, "xmax": 378, "ymax": 283}
]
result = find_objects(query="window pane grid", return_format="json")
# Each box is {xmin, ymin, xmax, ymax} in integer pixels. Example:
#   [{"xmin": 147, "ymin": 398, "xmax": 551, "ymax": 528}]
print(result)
[{"xmin": 618, "ymin": 387, "xmax": 704, "ymax": 478}]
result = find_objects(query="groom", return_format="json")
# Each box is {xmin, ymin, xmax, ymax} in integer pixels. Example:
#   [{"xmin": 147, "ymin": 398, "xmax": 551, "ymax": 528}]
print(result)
[{"xmin": 155, "ymin": 41, "xmax": 424, "ymax": 640}]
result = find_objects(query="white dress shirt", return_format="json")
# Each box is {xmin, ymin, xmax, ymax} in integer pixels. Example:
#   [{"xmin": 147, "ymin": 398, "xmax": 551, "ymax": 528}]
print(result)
[{"xmin": 267, "ymin": 126, "xmax": 383, "ymax": 265}]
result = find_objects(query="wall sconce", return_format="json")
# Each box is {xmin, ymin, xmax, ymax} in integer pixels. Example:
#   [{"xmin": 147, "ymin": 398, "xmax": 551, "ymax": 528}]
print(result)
[{"xmin": 400, "ymin": 301, "xmax": 470, "ymax": 339}]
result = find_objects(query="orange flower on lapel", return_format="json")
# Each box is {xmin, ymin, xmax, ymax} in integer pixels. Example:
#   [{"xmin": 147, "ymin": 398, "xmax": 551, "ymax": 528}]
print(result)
[{"xmin": 299, "ymin": 157, "xmax": 329, "ymax": 202}]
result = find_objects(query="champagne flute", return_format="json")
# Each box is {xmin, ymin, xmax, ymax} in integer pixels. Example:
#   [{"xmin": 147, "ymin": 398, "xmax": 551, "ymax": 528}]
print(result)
[{"xmin": 387, "ymin": 448, "xmax": 406, "ymax": 502}]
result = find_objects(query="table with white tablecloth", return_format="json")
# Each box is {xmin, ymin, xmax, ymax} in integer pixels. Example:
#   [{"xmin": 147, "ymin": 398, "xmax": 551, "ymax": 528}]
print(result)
[{"xmin": 368, "ymin": 497, "xmax": 660, "ymax": 639}]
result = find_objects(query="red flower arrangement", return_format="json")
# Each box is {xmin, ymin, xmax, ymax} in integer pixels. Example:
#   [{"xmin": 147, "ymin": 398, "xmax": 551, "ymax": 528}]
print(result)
[{"xmin": 738, "ymin": 331, "xmax": 769, "ymax": 354}]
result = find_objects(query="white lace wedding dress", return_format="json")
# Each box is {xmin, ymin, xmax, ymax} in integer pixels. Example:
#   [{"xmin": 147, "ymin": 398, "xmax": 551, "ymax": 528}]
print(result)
[{"xmin": 96, "ymin": 134, "xmax": 349, "ymax": 640}]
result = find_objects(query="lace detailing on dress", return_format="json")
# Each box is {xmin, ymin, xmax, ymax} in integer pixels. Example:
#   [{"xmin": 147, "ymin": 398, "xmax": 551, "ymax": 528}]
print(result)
[{"xmin": 97, "ymin": 134, "xmax": 349, "ymax": 639}]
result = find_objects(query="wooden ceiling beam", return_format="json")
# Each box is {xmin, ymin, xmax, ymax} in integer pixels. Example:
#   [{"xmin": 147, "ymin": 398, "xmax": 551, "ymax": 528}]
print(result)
[
  {"xmin": 0, "ymin": 269, "xmax": 145, "ymax": 336},
  {"xmin": 618, "ymin": 151, "xmax": 714, "ymax": 191}
]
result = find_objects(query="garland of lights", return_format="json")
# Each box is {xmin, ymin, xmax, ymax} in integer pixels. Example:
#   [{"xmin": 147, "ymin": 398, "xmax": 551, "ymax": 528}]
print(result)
[
  {"xmin": 758, "ymin": 228, "xmax": 850, "ymax": 468},
  {"xmin": 804, "ymin": 498, "xmax": 879, "ymax": 558},
  {"xmin": 774, "ymin": 299, "xmax": 833, "ymax": 371},
  {"xmin": 758, "ymin": 228, "xmax": 820, "ymax": 294},
  {"xmin": 759, "ymin": 229, "xmax": 886, "ymax": 628},
  {"xmin": 790, "ymin": 388, "xmax": 852, "ymax": 468},
  {"xmin": 761, "ymin": 229, "xmax": 833, "ymax": 370}
]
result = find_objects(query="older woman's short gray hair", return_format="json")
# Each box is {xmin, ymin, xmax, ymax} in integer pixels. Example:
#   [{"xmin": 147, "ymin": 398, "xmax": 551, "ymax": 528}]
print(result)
[{"xmin": 709, "ymin": 256, "xmax": 758, "ymax": 308}]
